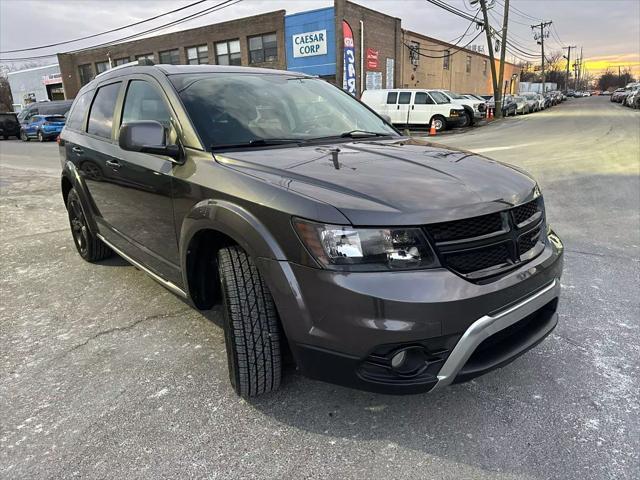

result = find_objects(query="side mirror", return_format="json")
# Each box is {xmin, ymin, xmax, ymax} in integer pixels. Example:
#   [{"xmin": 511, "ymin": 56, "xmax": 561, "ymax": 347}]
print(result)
[
  {"xmin": 381, "ymin": 114, "xmax": 392, "ymax": 124},
  {"xmin": 118, "ymin": 120, "xmax": 182, "ymax": 163}
]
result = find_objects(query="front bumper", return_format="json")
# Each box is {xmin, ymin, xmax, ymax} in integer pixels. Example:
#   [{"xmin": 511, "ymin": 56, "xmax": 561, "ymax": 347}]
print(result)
[
  {"xmin": 445, "ymin": 115, "xmax": 467, "ymax": 128},
  {"xmin": 259, "ymin": 231, "xmax": 563, "ymax": 394}
]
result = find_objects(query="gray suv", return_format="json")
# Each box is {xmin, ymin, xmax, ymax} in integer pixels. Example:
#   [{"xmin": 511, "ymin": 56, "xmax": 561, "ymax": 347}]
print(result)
[{"xmin": 59, "ymin": 62, "xmax": 563, "ymax": 397}]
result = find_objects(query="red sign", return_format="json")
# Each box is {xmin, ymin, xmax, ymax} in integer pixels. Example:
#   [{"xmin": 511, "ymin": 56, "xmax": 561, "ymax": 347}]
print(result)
[{"xmin": 366, "ymin": 48, "xmax": 379, "ymax": 70}]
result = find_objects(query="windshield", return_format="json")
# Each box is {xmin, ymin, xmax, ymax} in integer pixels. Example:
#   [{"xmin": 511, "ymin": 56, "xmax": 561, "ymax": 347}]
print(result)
[
  {"xmin": 429, "ymin": 91, "xmax": 450, "ymax": 104},
  {"xmin": 171, "ymin": 74, "xmax": 397, "ymax": 149},
  {"xmin": 444, "ymin": 91, "xmax": 465, "ymax": 100}
]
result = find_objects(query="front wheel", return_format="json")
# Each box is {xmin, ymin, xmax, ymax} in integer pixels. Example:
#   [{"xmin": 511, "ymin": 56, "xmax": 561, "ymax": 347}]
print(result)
[
  {"xmin": 218, "ymin": 246, "xmax": 282, "ymax": 397},
  {"xmin": 66, "ymin": 189, "xmax": 112, "ymax": 262},
  {"xmin": 37, "ymin": 131, "xmax": 45, "ymax": 142},
  {"xmin": 430, "ymin": 115, "xmax": 446, "ymax": 132}
]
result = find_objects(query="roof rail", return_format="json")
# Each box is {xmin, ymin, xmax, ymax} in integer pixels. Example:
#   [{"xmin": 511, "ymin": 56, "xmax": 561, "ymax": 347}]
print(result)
[{"xmin": 94, "ymin": 59, "xmax": 155, "ymax": 79}]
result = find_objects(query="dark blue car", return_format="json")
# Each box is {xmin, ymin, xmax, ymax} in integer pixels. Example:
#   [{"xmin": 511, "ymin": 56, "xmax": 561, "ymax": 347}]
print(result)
[{"xmin": 20, "ymin": 114, "xmax": 66, "ymax": 142}]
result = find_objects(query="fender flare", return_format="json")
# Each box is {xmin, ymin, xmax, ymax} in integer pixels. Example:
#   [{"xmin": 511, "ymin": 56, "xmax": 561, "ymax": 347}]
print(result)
[
  {"xmin": 178, "ymin": 199, "xmax": 286, "ymax": 290},
  {"xmin": 61, "ymin": 161, "xmax": 99, "ymax": 234}
]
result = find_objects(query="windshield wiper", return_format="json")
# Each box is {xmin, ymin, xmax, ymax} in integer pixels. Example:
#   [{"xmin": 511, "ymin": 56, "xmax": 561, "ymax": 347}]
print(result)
[
  {"xmin": 210, "ymin": 138, "xmax": 304, "ymax": 151},
  {"xmin": 340, "ymin": 130, "xmax": 390, "ymax": 138}
]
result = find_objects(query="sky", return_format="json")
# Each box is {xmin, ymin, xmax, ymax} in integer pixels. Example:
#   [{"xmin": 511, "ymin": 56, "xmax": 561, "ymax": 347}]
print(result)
[{"xmin": 1, "ymin": 0, "xmax": 639, "ymax": 78}]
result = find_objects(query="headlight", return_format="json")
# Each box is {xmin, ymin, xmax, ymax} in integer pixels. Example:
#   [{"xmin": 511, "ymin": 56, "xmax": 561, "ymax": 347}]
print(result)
[{"xmin": 293, "ymin": 219, "xmax": 439, "ymax": 271}]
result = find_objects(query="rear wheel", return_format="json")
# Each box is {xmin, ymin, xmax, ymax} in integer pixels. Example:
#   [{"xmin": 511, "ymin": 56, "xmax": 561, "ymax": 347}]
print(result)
[
  {"xmin": 218, "ymin": 246, "xmax": 282, "ymax": 397},
  {"xmin": 66, "ymin": 189, "xmax": 112, "ymax": 262},
  {"xmin": 20, "ymin": 130, "xmax": 29, "ymax": 142}
]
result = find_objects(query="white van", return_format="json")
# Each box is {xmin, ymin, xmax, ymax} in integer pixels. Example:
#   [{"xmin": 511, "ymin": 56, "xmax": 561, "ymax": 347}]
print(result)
[{"xmin": 361, "ymin": 89, "xmax": 465, "ymax": 132}]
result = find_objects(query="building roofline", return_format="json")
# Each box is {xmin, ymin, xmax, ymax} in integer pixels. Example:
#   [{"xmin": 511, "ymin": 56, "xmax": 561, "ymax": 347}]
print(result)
[
  {"xmin": 285, "ymin": 6, "xmax": 334, "ymax": 19},
  {"xmin": 59, "ymin": 9, "xmax": 286, "ymax": 58},
  {"xmin": 402, "ymin": 28, "xmax": 519, "ymax": 67},
  {"xmin": 7, "ymin": 64, "xmax": 59, "ymax": 75}
]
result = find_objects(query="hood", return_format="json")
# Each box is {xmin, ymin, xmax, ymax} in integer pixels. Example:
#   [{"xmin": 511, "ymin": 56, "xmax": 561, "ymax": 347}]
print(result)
[{"xmin": 215, "ymin": 138, "xmax": 538, "ymax": 225}]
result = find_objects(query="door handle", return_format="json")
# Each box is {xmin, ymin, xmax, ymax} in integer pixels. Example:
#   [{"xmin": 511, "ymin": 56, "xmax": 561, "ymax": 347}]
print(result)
[
  {"xmin": 72, "ymin": 146, "xmax": 84, "ymax": 154},
  {"xmin": 106, "ymin": 159, "xmax": 121, "ymax": 169},
  {"xmin": 397, "ymin": 105, "xmax": 400, "ymax": 110},
  {"xmin": 412, "ymin": 105, "xmax": 415, "ymax": 110}
]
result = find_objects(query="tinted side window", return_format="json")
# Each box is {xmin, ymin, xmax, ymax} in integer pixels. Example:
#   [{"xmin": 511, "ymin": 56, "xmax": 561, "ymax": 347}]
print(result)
[
  {"xmin": 398, "ymin": 92, "xmax": 412, "ymax": 104},
  {"xmin": 386, "ymin": 92, "xmax": 398, "ymax": 104},
  {"xmin": 121, "ymin": 80, "xmax": 171, "ymax": 129},
  {"xmin": 414, "ymin": 92, "xmax": 434, "ymax": 105},
  {"xmin": 87, "ymin": 83, "xmax": 121, "ymax": 139},
  {"xmin": 66, "ymin": 93, "xmax": 91, "ymax": 130}
]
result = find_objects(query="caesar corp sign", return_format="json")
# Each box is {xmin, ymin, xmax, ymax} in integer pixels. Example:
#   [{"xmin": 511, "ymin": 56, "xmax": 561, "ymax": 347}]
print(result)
[{"xmin": 292, "ymin": 29, "xmax": 328, "ymax": 58}]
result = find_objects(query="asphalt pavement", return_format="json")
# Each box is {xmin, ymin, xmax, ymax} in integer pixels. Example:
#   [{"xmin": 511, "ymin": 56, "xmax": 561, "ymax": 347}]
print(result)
[{"xmin": 1, "ymin": 96, "xmax": 639, "ymax": 479}]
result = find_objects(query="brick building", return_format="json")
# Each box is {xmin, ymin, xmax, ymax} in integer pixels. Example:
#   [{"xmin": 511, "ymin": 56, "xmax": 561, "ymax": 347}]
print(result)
[
  {"xmin": 400, "ymin": 30, "xmax": 520, "ymax": 95},
  {"xmin": 57, "ymin": 0, "xmax": 518, "ymax": 99}
]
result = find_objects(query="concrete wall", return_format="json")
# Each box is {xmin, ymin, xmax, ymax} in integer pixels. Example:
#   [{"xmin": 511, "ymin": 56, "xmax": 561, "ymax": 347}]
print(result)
[
  {"xmin": 335, "ymin": 0, "xmax": 402, "ymax": 95},
  {"xmin": 7, "ymin": 64, "xmax": 61, "ymax": 107},
  {"xmin": 58, "ymin": 10, "xmax": 286, "ymax": 98},
  {"xmin": 400, "ymin": 30, "xmax": 520, "ymax": 96}
]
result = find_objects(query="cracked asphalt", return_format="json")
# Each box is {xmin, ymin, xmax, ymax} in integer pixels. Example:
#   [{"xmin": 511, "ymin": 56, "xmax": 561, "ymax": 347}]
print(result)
[{"xmin": 1, "ymin": 96, "xmax": 639, "ymax": 479}]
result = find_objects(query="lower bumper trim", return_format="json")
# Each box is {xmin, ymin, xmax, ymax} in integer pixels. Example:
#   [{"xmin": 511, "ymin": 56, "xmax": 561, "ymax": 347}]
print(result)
[{"xmin": 431, "ymin": 278, "xmax": 561, "ymax": 391}]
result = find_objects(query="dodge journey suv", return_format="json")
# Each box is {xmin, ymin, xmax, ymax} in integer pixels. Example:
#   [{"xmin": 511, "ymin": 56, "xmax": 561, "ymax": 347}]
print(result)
[{"xmin": 59, "ymin": 62, "xmax": 563, "ymax": 397}]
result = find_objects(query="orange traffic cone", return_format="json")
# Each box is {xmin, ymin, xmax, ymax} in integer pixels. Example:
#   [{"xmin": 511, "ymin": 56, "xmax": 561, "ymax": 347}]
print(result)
[
  {"xmin": 429, "ymin": 120, "xmax": 437, "ymax": 136},
  {"xmin": 488, "ymin": 107, "xmax": 494, "ymax": 120}
]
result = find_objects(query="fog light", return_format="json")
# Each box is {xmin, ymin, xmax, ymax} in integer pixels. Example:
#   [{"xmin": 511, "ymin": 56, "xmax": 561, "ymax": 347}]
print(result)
[
  {"xmin": 390, "ymin": 347, "xmax": 429, "ymax": 376},
  {"xmin": 391, "ymin": 350, "xmax": 407, "ymax": 369}
]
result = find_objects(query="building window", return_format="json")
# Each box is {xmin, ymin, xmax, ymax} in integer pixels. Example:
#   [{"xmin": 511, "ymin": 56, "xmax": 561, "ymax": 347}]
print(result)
[
  {"xmin": 78, "ymin": 64, "xmax": 94, "ymax": 86},
  {"xmin": 187, "ymin": 45, "xmax": 209, "ymax": 65},
  {"xmin": 483, "ymin": 59, "xmax": 488, "ymax": 76},
  {"xmin": 409, "ymin": 41, "xmax": 420, "ymax": 66},
  {"xmin": 114, "ymin": 57, "xmax": 130, "ymax": 66},
  {"xmin": 159, "ymin": 49, "xmax": 180, "ymax": 65},
  {"xmin": 466, "ymin": 55, "xmax": 472, "ymax": 73},
  {"xmin": 215, "ymin": 40, "xmax": 241, "ymax": 65},
  {"xmin": 443, "ymin": 50, "xmax": 450, "ymax": 70},
  {"xmin": 248, "ymin": 33, "xmax": 277, "ymax": 64},
  {"xmin": 95, "ymin": 61, "xmax": 109, "ymax": 74},
  {"xmin": 136, "ymin": 53, "xmax": 155, "ymax": 63}
]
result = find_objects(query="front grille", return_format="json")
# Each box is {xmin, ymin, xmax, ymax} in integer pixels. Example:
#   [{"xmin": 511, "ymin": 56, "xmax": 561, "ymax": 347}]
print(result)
[
  {"xmin": 428, "ymin": 212, "xmax": 503, "ymax": 242},
  {"xmin": 446, "ymin": 243, "xmax": 511, "ymax": 274},
  {"xmin": 425, "ymin": 197, "xmax": 545, "ymax": 280},
  {"xmin": 512, "ymin": 199, "xmax": 540, "ymax": 225},
  {"xmin": 518, "ymin": 226, "xmax": 542, "ymax": 256}
]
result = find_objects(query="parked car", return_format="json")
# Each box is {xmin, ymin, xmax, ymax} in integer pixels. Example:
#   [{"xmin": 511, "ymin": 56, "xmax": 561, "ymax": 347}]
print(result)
[
  {"xmin": 513, "ymin": 95, "xmax": 530, "ymax": 114},
  {"xmin": 59, "ymin": 62, "xmax": 563, "ymax": 397},
  {"xmin": 16, "ymin": 100, "xmax": 73, "ymax": 125},
  {"xmin": 20, "ymin": 114, "xmax": 66, "ymax": 142},
  {"xmin": 487, "ymin": 95, "xmax": 517, "ymax": 116},
  {"xmin": 624, "ymin": 89, "xmax": 640, "ymax": 108},
  {"xmin": 0, "ymin": 112, "xmax": 21, "ymax": 139},
  {"xmin": 520, "ymin": 92, "xmax": 540, "ymax": 112},
  {"xmin": 610, "ymin": 88, "xmax": 625, "ymax": 102},
  {"xmin": 434, "ymin": 90, "xmax": 486, "ymax": 126},
  {"xmin": 361, "ymin": 89, "xmax": 465, "ymax": 132}
]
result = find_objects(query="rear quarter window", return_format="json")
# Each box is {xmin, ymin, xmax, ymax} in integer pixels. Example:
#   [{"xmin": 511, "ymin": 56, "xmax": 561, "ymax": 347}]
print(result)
[
  {"xmin": 66, "ymin": 92, "xmax": 91, "ymax": 131},
  {"xmin": 386, "ymin": 92, "xmax": 398, "ymax": 104}
]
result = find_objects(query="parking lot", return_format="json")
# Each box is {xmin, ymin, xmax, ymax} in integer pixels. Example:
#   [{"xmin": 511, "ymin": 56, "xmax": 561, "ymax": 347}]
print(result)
[{"xmin": 1, "ymin": 95, "xmax": 638, "ymax": 479}]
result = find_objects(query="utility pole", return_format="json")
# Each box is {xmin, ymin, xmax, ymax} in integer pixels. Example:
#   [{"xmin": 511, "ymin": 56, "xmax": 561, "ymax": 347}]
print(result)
[
  {"xmin": 563, "ymin": 45, "xmax": 575, "ymax": 93},
  {"xmin": 577, "ymin": 46, "xmax": 583, "ymax": 90},
  {"xmin": 496, "ymin": 0, "xmax": 510, "ymax": 114},
  {"xmin": 531, "ymin": 21, "xmax": 552, "ymax": 93},
  {"xmin": 477, "ymin": 0, "xmax": 500, "ymax": 116}
]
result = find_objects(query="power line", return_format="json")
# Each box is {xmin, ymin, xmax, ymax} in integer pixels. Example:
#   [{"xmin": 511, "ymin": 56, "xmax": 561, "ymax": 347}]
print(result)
[
  {"xmin": 494, "ymin": 0, "xmax": 542, "ymax": 22},
  {"xmin": 404, "ymin": 29, "xmax": 484, "ymax": 59},
  {"xmin": 0, "ymin": 0, "xmax": 240, "ymax": 62},
  {"xmin": 0, "ymin": 0, "xmax": 208, "ymax": 54},
  {"xmin": 425, "ymin": 0, "xmax": 483, "ymax": 24}
]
